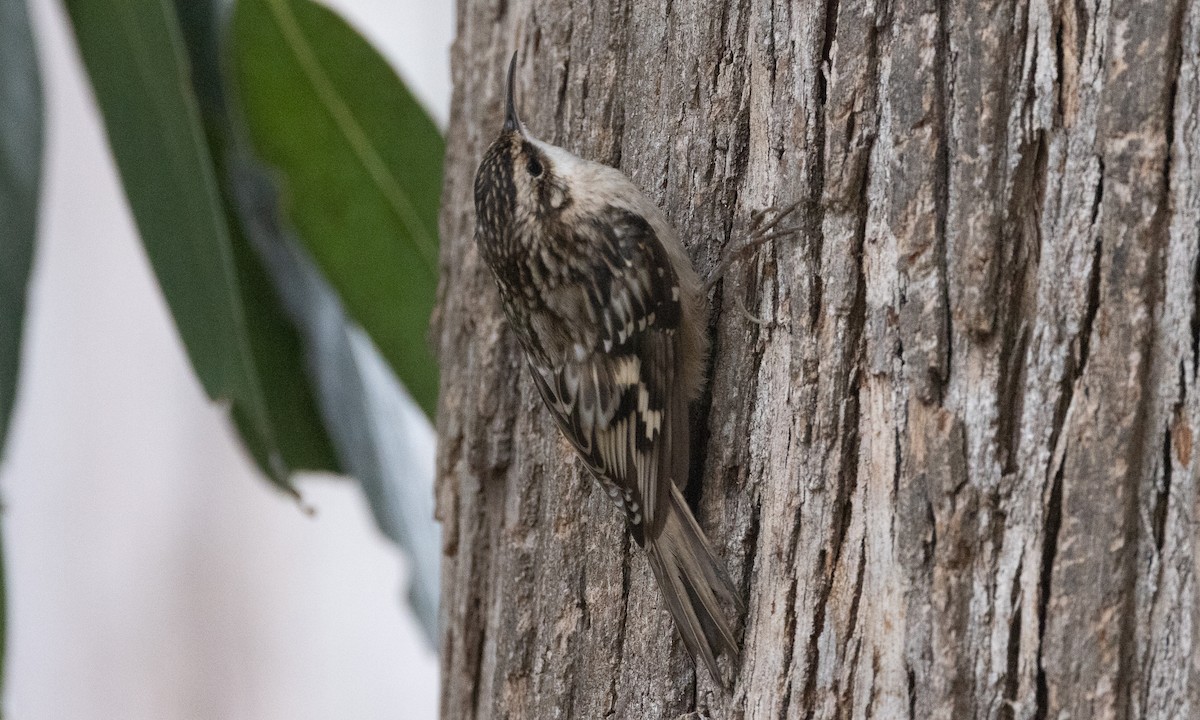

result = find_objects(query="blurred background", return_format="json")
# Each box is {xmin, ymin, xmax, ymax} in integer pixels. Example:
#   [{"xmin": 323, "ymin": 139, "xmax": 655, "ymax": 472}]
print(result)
[{"xmin": 0, "ymin": 0, "xmax": 453, "ymax": 717}]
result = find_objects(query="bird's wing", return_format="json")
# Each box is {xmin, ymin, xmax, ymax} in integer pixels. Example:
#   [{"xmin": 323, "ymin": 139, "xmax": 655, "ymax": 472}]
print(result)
[{"xmin": 526, "ymin": 210, "xmax": 687, "ymax": 542}]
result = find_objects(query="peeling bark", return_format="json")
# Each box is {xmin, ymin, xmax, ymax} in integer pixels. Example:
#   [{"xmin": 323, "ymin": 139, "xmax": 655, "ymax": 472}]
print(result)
[{"xmin": 434, "ymin": 0, "xmax": 1200, "ymax": 717}]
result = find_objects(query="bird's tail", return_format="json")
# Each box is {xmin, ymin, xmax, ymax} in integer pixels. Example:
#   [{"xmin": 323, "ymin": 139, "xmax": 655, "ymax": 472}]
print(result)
[{"xmin": 645, "ymin": 484, "xmax": 743, "ymax": 691}]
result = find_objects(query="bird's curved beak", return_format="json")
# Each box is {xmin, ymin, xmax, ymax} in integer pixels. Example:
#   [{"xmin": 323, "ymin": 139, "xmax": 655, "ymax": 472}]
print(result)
[{"xmin": 503, "ymin": 52, "xmax": 524, "ymax": 135}]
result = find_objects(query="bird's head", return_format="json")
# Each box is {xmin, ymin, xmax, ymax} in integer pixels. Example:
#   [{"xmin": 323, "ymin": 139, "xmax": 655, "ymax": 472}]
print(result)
[{"xmin": 473, "ymin": 53, "xmax": 579, "ymax": 257}]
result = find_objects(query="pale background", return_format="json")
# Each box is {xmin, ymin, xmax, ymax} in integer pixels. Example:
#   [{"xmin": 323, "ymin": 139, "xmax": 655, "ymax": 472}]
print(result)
[{"xmin": 0, "ymin": 0, "xmax": 454, "ymax": 718}]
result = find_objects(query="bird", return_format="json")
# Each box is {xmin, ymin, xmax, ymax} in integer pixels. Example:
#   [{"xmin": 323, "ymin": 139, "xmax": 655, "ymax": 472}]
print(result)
[{"xmin": 472, "ymin": 52, "xmax": 744, "ymax": 690}]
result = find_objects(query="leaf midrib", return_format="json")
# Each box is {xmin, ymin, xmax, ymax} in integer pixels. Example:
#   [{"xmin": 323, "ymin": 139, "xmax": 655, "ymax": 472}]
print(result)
[{"xmin": 262, "ymin": 0, "xmax": 440, "ymax": 278}]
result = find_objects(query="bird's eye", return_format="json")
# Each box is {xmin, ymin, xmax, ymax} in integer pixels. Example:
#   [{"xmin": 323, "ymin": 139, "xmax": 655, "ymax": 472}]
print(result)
[{"xmin": 527, "ymin": 157, "xmax": 544, "ymax": 178}]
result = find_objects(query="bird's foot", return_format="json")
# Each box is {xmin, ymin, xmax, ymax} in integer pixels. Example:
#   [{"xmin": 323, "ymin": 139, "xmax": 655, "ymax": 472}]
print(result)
[{"xmin": 703, "ymin": 200, "xmax": 804, "ymax": 294}]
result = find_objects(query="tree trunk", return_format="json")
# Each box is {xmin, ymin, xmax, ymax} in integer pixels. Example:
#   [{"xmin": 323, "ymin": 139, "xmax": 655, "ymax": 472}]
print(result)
[{"xmin": 433, "ymin": 0, "xmax": 1200, "ymax": 717}]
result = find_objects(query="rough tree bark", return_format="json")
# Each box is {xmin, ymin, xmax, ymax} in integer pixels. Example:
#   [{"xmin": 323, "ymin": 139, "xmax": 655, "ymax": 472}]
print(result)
[{"xmin": 432, "ymin": 0, "xmax": 1200, "ymax": 717}]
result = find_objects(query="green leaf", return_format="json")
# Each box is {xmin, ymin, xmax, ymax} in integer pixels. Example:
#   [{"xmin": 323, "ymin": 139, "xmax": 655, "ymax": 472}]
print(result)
[
  {"xmin": 236, "ymin": 198, "xmax": 443, "ymax": 642},
  {"xmin": 1, "ymin": 0, "xmax": 41, "ymax": 692},
  {"xmin": 0, "ymin": 0, "xmax": 43, "ymax": 465},
  {"xmin": 174, "ymin": 0, "xmax": 339, "ymax": 475},
  {"xmin": 229, "ymin": 233, "xmax": 341, "ymax": 474},
  {"xmin": 63, "ymin": 0, "xmax": 337, "ymax": 486},
  {"xmin": 231, "ymin": 0, "xmax": 443, "ymax": 419}
]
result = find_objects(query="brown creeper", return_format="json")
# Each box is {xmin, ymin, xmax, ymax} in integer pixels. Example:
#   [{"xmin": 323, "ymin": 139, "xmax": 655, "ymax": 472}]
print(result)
[{"xmin": 473, "ymin": 54, "xmax": 742, "ymax": 689}]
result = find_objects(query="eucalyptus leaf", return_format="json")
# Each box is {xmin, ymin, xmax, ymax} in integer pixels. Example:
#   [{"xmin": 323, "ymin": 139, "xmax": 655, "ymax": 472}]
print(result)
[
  {"xmin": 235, "ymin": 164, "xmax": 439, "ymax": 641},
  {"xmin": 175, "ymin": 0, "xmax": 340, "ymax": 476},
  {"xmin": 180, "ymin": 0, "xmax": 440, "ymax": 638},
  {"xmin": 63, "ymin": 0, "xmax": 337, "ymax": 487},
  {"xmin": 221, "ymin": 0, "xmax": 441, "ymax": 639},
  {"xmin": 0, "ymin": 0, "xmax": 42, "ymax": 689},
  {"xmin": 232, "ymin": 0, "xmax": 443, "ymax": 419},
  {"xmin": 0, "ymin": 0, "xmax": 43, "ymax": 463}
]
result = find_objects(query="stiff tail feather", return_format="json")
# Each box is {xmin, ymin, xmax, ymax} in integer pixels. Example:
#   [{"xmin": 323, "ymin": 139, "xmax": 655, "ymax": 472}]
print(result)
[{"xmin": 645, "ymin": 484, "xmax": 744, "ymax": 691}]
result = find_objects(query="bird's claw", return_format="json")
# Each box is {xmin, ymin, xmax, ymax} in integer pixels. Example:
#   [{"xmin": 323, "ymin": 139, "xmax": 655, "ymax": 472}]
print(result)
[{"xmin": 704, "ymin": 200, "xmax": 804, "ymax": 294}]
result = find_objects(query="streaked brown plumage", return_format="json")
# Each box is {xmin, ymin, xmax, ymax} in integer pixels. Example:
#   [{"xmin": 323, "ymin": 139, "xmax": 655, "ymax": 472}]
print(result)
[{"xmin": 473, "ymin": 53, "xmax": 742, "ymax": 690}]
